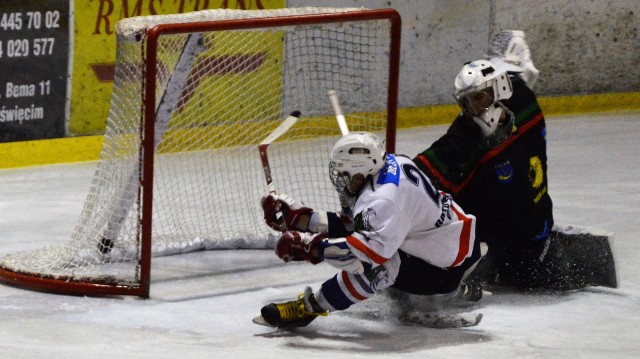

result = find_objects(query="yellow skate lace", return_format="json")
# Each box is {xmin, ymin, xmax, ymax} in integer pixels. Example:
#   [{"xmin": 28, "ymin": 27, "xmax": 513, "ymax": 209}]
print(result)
[{"xmin": 277, "ymin": 293, "xmax": 327, "ymax": 321}]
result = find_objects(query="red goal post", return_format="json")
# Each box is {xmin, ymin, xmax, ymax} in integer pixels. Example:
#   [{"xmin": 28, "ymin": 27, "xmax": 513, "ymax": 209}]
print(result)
[{"xmin": 0, "ymin": 7, "xmax": 401, "ymax": 298}]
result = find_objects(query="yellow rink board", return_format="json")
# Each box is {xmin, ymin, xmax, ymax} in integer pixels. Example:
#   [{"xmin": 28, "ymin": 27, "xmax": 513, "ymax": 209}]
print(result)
[{"xmin": 1, "ymin": 91, "xmax": 639, "ymax": 169}]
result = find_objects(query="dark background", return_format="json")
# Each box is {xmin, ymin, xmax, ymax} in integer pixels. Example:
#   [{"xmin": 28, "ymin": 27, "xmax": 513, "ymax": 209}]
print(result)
[{"xmin": 0, "ymin": 0, "xmax": 69, "ymax": 142}]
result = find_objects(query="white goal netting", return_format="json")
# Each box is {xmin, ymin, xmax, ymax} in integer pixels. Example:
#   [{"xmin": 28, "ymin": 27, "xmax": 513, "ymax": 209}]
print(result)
[{"xmin": 0, "ymin": 7, "xmax": 399, "ymax": 296}]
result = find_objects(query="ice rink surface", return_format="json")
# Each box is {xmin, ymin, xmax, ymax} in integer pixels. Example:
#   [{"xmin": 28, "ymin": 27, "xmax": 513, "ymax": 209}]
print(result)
[{"xmin": 0, "ymin": 111, "xmax": 638, "ymax": 358}]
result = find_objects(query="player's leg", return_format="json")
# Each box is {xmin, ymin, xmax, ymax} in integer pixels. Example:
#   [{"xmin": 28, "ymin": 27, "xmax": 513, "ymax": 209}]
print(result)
[
  {"xmin": 392, "ymin": 240, "xmax": 482, "ymax": 306},
  {"xmin": 390, "ymin": 244, "xmax": 484, "ymax": 328},
  {"xmin": 256, "ymin": 253, "xmax": 402, "ymax": 328}
]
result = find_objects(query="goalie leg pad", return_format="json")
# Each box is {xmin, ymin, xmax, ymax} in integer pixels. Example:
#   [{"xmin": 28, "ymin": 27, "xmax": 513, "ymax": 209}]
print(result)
[
  {"xmin": 546, "ymin": 225, "xmax": 617, "ymax": 289},
  {"xmin": 489, "ymin": 226, "xmax": 618, "ymax": 291}
]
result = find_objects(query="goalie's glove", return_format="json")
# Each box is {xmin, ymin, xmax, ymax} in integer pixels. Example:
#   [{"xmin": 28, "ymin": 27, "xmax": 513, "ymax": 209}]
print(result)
[
  {"xmin": 487, "ymin": 30, "xmax": 539, "ymax": 88},
  {"xmin": 275, "ymin": 231, "xmax": 327, "ymax": 264},
  {"xmin": 261, "ymin": 193, "xmax": 313, "ymax": 232}
]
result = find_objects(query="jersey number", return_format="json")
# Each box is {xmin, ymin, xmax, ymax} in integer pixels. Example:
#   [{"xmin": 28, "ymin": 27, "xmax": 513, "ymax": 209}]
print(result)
[{"xmin": 401, "ymin": 163, "xmax": 439, "ymax": 204}]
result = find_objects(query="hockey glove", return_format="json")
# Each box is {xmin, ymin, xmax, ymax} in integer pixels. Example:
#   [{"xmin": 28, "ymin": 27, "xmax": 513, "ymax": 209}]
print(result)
[
  {"xmin": 275, "ymin": 231, "xmax": 327, "ymax": 264},
  {"xmin": 261, "ymin": 193, "xmax": 313, "ymax": 232},
  {"xmin": 487, "ymin": 30, "xmax": 539, "ymax": 88}
]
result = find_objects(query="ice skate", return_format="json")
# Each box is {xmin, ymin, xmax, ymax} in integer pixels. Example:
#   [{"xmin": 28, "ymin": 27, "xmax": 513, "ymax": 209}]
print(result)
[{"xmin": 253, "ymin": 287, "xmax": 327, "ymax": 329}]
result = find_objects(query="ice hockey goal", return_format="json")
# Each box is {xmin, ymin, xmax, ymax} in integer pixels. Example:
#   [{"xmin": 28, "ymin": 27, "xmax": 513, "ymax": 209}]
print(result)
[{"xmin": 0, "ymin": 7, "xmax": 401, "ymax": 298}]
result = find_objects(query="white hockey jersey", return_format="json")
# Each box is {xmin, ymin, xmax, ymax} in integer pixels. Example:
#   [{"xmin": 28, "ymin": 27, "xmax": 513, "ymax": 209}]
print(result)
[{"xmin": 345, "ymin": 154, "xmax": 476, "ymax": 269}]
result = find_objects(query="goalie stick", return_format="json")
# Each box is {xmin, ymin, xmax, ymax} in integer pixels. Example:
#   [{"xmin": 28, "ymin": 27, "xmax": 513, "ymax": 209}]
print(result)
[{"xmin": 258, "ymin": 110, "xmax": 301, "ymax": 194}]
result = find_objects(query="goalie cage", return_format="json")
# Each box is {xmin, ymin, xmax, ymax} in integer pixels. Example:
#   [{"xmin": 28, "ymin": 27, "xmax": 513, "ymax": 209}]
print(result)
[{"xmin": 0, "ymin": 7, "xmax": 401, "ymax": 298}]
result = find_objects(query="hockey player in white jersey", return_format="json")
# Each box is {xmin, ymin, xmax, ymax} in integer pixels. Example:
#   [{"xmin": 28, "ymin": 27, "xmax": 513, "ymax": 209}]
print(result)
[{"xmin": 255, "ymin": 132, "xmax": 482, "ymax": 329}]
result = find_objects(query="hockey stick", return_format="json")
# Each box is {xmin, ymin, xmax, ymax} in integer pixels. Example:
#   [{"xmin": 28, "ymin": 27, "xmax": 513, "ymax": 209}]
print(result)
[
  {"xmin": 258, "ymin": 110, "xmax": 301, "ymax": 194},
  {"xmin": 327, "ymin": 90, "xmax": 349, "ymax": 136},
  {"xmin": 327, "ymin": 90, "xmax": 353, "ymax": 216}
]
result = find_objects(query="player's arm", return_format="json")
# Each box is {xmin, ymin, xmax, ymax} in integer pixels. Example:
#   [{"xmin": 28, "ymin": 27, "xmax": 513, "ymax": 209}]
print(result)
[
  {"xmin": 261, "ymin": 192, "xmax": 353, "ymax": 236},
  {"xmin": 268, "ymin": 195, "xmax": 401, "ymax": 273},
  {"xmin": 272, "ymin": 198, "xmax": 402, "ymax": 274},
  {"xmin": 261, "ymin": 193, "xmax": 315, "ymax": 232},
  {"xmin": 273, "ymin": 231, "xmax": 367, "ymax": 274}
]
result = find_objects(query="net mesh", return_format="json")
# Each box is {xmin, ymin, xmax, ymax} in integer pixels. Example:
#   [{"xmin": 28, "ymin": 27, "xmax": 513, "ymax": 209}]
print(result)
[{"xmin": 0, "ymin": 8, "xmax": 395, "ymax": 289}]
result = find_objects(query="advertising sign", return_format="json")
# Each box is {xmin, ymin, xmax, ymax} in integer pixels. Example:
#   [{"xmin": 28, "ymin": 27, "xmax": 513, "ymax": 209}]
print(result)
[
  {"xmin": 71, "ymin": 0, "xmax": 282, "ymax": 136},
  {"xmin": 0, "ymin": 0, "xmax": 69, "ymax": 142}
]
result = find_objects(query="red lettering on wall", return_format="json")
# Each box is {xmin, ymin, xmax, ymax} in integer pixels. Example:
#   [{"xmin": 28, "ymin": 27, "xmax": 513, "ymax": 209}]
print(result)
[
  {"xmin": 175, "ymin": 0, "xmax": 216, "ymax": 12},
  {"xmin": 221, "ymin": 0, "xmax": 265, "ymax": 10},
  {"xmin": 90, "ymin": 63, "xmax": 117, "ymax": 82},
  {"xmin": 175, "ymin": 53, "xmax": 267, "ymax": 112},
  {"xmin": 119, "ymin": 0, "xmax": 145, "ymax": 19},
  {"xmin": 149, "ymin": 0, "xmax": 162, "ymax": 15},
  {"xmin": 93, "ymin": 0, "xmax": 269, "ymax": 35},
  {"xmin": 93, "ymin": 0, "xmax": 115, "ymax": 35}
]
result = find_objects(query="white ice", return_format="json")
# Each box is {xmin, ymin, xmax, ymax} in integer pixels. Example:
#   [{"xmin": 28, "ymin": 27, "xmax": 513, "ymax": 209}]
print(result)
[{"xmin": 0, "ymin": 112, "xmax": 638, "ymax": 358}]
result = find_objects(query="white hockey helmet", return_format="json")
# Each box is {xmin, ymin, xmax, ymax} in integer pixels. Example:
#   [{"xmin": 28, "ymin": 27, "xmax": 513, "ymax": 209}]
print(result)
[
  {"xmin": 453, "ymin": 59, "xmax": 513, "ymax": 138},
  {"xmin": 329, "ymin": 131, "xmax": 386, "ymax": 196}
]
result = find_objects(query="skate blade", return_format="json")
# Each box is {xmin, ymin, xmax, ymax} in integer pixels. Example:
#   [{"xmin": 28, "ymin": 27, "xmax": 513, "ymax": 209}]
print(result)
[{"xmin": 252, "ymin": 315, "xmax": 275, "ymax": 327}]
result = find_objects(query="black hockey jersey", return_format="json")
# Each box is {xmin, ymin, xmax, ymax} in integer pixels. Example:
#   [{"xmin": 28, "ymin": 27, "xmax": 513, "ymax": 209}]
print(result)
[{"xmin": 414, "ymin": 76, "xmax": 553, "ymax": 246}]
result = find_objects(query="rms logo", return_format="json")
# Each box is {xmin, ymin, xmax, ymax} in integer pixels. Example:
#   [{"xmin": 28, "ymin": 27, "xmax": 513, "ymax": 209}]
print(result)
[{"xmin": 494, "ymin": 161, "xmax": 514, "ymax": 183}]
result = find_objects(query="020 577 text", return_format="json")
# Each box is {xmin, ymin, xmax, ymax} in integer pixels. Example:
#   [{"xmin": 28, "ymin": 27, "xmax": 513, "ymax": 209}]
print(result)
[{"xmin": 0, "ymin": 38, "xmax": 55, "ymax": 58}]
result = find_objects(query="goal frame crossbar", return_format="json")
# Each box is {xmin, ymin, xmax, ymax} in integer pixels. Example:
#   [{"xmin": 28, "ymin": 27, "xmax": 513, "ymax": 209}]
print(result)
[{"xmin": 0, "ymin": 8, "xmax": 401, "ymax": 298}]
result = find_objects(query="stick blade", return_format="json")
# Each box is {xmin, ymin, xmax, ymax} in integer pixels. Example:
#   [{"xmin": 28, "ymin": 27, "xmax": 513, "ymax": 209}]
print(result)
[{"xmin": 260, "ymin": 111, "xmax": 301, "ymax": 145}]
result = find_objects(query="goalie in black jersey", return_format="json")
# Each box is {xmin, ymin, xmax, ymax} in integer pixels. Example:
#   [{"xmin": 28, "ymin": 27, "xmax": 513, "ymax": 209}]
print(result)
[{"xmin": 413, "ymin": 30, "xmax": 617, "ymax": 291}]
